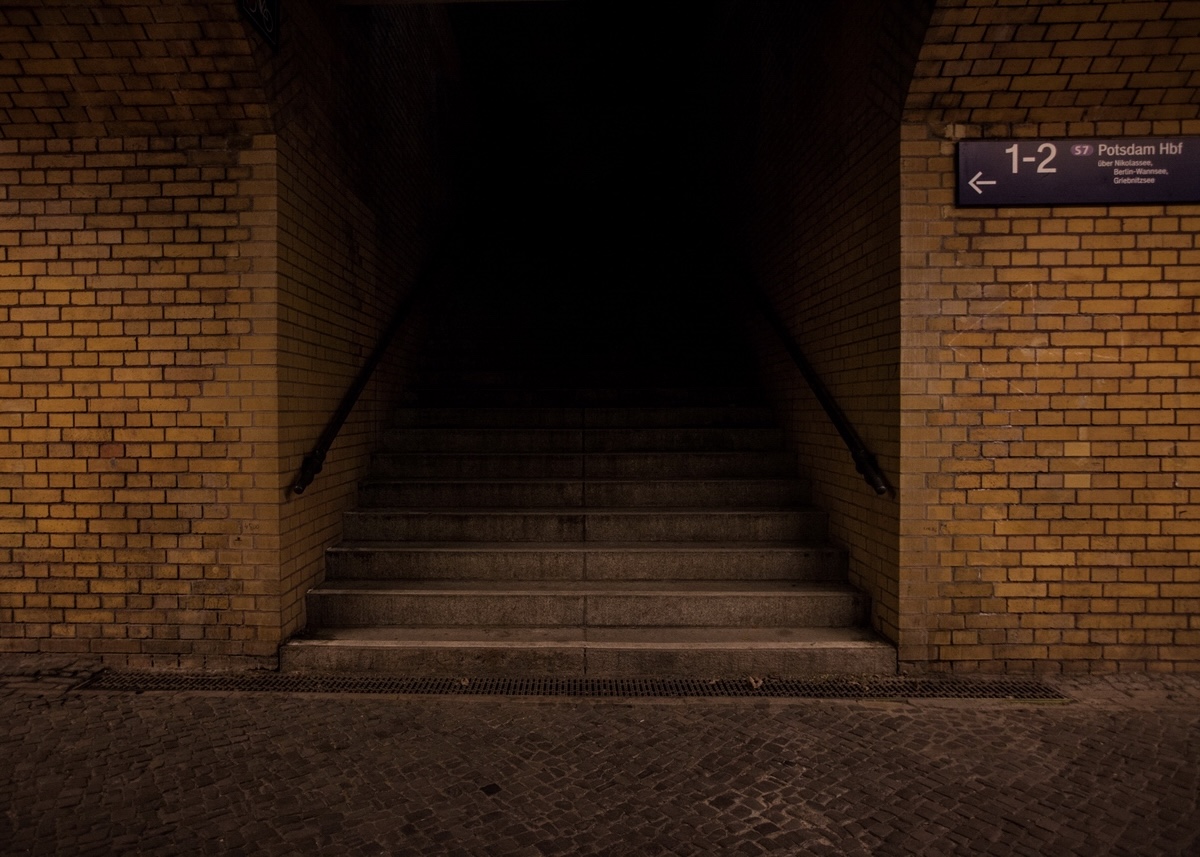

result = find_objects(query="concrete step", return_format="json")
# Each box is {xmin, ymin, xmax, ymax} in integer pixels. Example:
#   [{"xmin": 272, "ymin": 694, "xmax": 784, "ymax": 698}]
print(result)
[
  {"xmin": 372, "ymin": 453, "xmax": 584, "ymax": 480},
  {"xmin": 386, "ymin": 405, "xmax": 777, "ymax": 429},
  {"xmin": 287, "ymin": 395, "xmax": 897, "ymax": 678},
  {"xmin": 325, "ymin": 543, "xmax": 847, "ymax": 582},
  {"xmin": 280, "ymin": 626, "xmax": 897, "ymax": 677},
  {"xmin": 360, "ymin": 480, "xmax": 585, "ymax": 509},
  {"xmin": 409, "ymin": 384, "xmax": 768, "ymax": 408},
  {"xmin": 381, "ymin": 428, "xmax": 582, "ymax": 453},
  {"xmin": 377, "ymin": 427, "xmax": 786, "ymax": 453},
  {"xmin": 304, "ymin": 580, "xmax": 868, "ymax": 629},
  {"xmin": 587, "ymin": 452, "xmax": 800, "ymax": 479},
  {"xmin": 583, "ymin": 406, "xmax": 776, "ymax": 428},
  {"xmin": 369, "ymin": 451, "xmax": 799, "ymax": 480},
  {"xmin": 582, "ymin": 428, "xmax": 785, "ymax": 452},
  {"xmin": 341, "ymin": 508, "xmax": 827, "ymax": 543},
  {"xmin": 357, "ymin": 478, "xmax": 806, "ymax": 509}
]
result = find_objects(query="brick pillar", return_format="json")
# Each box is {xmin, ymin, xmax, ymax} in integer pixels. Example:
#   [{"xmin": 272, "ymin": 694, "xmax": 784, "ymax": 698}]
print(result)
[
  {"xmin": 900, "ymin": 0, "xmax": 1200, "ymax": 673},
  {"xmin": 0, "ymin": 0, "xmax": 451, "ymax": 668}
]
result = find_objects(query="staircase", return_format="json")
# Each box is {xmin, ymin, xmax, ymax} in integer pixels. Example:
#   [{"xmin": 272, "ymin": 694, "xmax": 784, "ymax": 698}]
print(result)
[{"xmin": 281, "ymin": 391, "xmax": 896, "ymax": 677}]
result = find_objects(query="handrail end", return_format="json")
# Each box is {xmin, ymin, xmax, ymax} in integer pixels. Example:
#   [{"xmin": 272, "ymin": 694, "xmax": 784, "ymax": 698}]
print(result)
[
  {"xmin": 852, "ymin": 449, "xmax": 890, "ymax": 497},
  {"xmin": 291, "ymin": 451, "xmax": 325, "ymax": 496}
]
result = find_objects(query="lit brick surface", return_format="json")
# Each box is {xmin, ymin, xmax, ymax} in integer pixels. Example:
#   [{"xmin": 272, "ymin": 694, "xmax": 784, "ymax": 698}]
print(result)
[
  {"xmin": 0, "ymin": 0, "xmax": 280, "ymax": 668},
  {"xmin": 0, "ymin": 1, "xmax": 450, "ymax": 666},
  {"xmin": 899, "ymin": 0, "xmax": 1200, "ymax": 672},
  {"xmin": 4, "ymin": 0, "xmax": 1196, "ymax": 674}
]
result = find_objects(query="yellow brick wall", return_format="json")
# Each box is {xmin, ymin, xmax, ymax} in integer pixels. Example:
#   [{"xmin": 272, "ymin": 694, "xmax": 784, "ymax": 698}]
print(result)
[
  {"xmin": 0, "ymin": 0, "xmax": 450, "ymax": 667},
  {"xmin": 900, "ymin": 0, "xmax": 1200, "ymax": 673},
  {"xmin": 0, "ymin": 0, "xmax": 279, "ymax": 668}
]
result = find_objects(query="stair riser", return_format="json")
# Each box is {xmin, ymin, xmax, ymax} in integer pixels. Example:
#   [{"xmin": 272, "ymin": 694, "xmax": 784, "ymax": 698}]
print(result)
[
  {"xmin": 326, "ymin": 548, "xmax": 846, "ymax": 582},
  {"xmin": 370, "ymin": 452, "xmax": 797, "ymax": 480},
  {"xmin": 379, "ymin": 428, "xmax": 785, "ymax": 454},
  {"xmin": 358, "ymin": 480, "xmax": 806, "ymax": 509},
  {"xmin": 585, "ymin": 481, "xmax": 805, "ymax": 507},
  {"xmin": 372, "ymin": 455, "xmax": 582, "ymax": 480},
  {"xmin": 386, "ymin": 408, "xmax": 777, "ymax": 427},
  {"xmin": 280, "ymin": 643, "xmax": 897, "ymax": 678},
  {"xmin": 389, "ymin": 408, "xmax": 583, "ymax": 429},
  {"xmin": 344, "ymin": 513, "xmax": 585, "ymax": 542},
  {"xmin": 583, "ymin": 429, "xmax": 785, "ymax": 453},
  {"xmin": 342, "ymin": 512, "xmax": 827, "ymax": 543},
  {"xmin": 409, "ymin": 385, "xmax": 765, "ymax": 408},
  {"xmin": 587, "ymin": 594, "xmax": 867, "ymax": 627},
  {"xmin": 387, "ymin": 406, "xmax": 776, "ymax": 429},
  {"xmin": 584, "ymin": 407, "xmax": 775, "ymax": 429},
  {"xmin": 586, "ymin": 513, "xmax": 826, "ymax": 542},
  {"xmin": 328, "ymin": 549, "xmax": 587, "ymax": 580},
  {"xmin": 360, "ymin": 482, "xmax": 585, "ymax": 509},
  {"xmin": 585, "ymin": 453, "xmax": 797, "ymax": 479},
  {"xmin": 310, "ymin": 594, "xmax": 583, "ymax": 628},
  {"xmin": 382, "ymin": 429, "xmax": 581, "ymax": 453},
  {"xmin": 307, "ymin": 592, "xmax": 866, "ymax": 628},
  {"xmin": 585, "ymin": 549, "xmax": 845, "ymax": 581}
]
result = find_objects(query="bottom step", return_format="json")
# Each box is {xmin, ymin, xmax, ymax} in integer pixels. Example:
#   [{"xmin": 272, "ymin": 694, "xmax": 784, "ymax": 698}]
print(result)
[{"xmin": 280, "ymin": 626, "xmax": 897, "ymax": 677}]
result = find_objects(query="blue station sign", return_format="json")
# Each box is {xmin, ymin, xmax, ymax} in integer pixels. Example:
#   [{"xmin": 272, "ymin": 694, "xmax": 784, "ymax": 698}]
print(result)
[{"xmin": 957, "ymin": 138, "xmax": 1200, "ymax": 206}]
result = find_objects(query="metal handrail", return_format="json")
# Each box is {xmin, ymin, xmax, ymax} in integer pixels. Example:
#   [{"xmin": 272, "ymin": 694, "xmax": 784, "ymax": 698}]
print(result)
[
  {"xmin": 289, "ymin": 283, "xmax": 422, "ymax": 496},
  {"xmin": 291, "ymin": 225, "xmax": 457, "ymax": 496},
  {"xmin": 751, "ymin": 289, "xmax": 890, "ymax": 496}
]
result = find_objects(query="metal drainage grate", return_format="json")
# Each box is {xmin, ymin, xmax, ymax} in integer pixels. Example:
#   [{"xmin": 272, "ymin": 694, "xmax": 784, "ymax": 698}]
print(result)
[{"xmin": 76, "ymin": 672, "xmax": 1069, "ymax": 701}]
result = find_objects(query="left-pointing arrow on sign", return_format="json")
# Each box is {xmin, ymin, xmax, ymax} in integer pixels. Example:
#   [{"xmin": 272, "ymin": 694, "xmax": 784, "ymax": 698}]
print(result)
[{"xmin": 969, "ymin": 171, "xmax": 997, "ymax": 195}]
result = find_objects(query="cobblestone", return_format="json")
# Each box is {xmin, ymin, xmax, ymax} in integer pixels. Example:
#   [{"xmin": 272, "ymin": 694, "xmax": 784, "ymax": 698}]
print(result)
[{"xmin": 0, "ymin": 659, "xmax": 1198, "ymax": 855}]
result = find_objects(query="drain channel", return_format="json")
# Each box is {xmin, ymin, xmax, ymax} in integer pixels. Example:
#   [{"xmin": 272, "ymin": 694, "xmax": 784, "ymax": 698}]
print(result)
[{"xmin": 77, "ymin": 672, "xmax": 1069, "ymax": 700}]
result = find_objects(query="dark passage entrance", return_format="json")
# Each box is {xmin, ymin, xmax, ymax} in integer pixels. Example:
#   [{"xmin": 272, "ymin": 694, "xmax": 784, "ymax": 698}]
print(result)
[
  {"xmin": 280, "ymin": 1, "xmax": 899, "ymax": 678},
  {"xmin": 427, "ymin": 0, "xmax": 754, "ymax": 397}
]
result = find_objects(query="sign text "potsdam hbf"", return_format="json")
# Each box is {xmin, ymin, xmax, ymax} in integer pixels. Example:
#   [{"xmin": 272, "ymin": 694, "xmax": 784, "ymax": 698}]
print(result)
[{"xmin": 957, "ymin": 137, "xmax": 1200, "ymax": 207}]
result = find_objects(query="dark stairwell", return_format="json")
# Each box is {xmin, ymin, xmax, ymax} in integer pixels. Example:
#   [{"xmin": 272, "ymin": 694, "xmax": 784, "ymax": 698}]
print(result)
[{"xmin": 281, "ymin": 1, "xmax": 896, "ymax": 677}]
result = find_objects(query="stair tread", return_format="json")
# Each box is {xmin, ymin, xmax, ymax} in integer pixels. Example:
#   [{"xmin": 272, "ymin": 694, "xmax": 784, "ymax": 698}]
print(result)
[
  {"xmin": 330, "ymin": 541, "xmax": 839, "ymax": 552},
  {"xmin": 383, "ymin": 428, "xmax": 780, "ymax": 432},
  {"xmin": 362, "ymin": 477, "xmax": 802, "ymax": 484},
  {"xmin": 388, "ymin": 413, "xmax": 778, "ymax": 430},
  {"xmin": 291, "ymin": 392, "xmax": 894, "ymax": 676},
  {"xmin": 290, "ymin": 625, "xmax": 889, "ymax": 648},
  {"xmin": 374, "ymin": 450, "xmax": 792, "ymax": 456},
  {"xmin": 310, "ymin": 580, "xmax": 857, "ymax": 595},
  {"xmin": 347, "ymin": 506, "xmax": 818, "ymax": 514}
]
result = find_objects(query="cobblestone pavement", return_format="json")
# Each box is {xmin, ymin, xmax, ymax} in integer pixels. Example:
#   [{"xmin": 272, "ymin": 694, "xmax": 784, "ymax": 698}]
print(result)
[{"xmin": 2, "ymin": 658, "xmax": 1198, "ymax": 856}]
